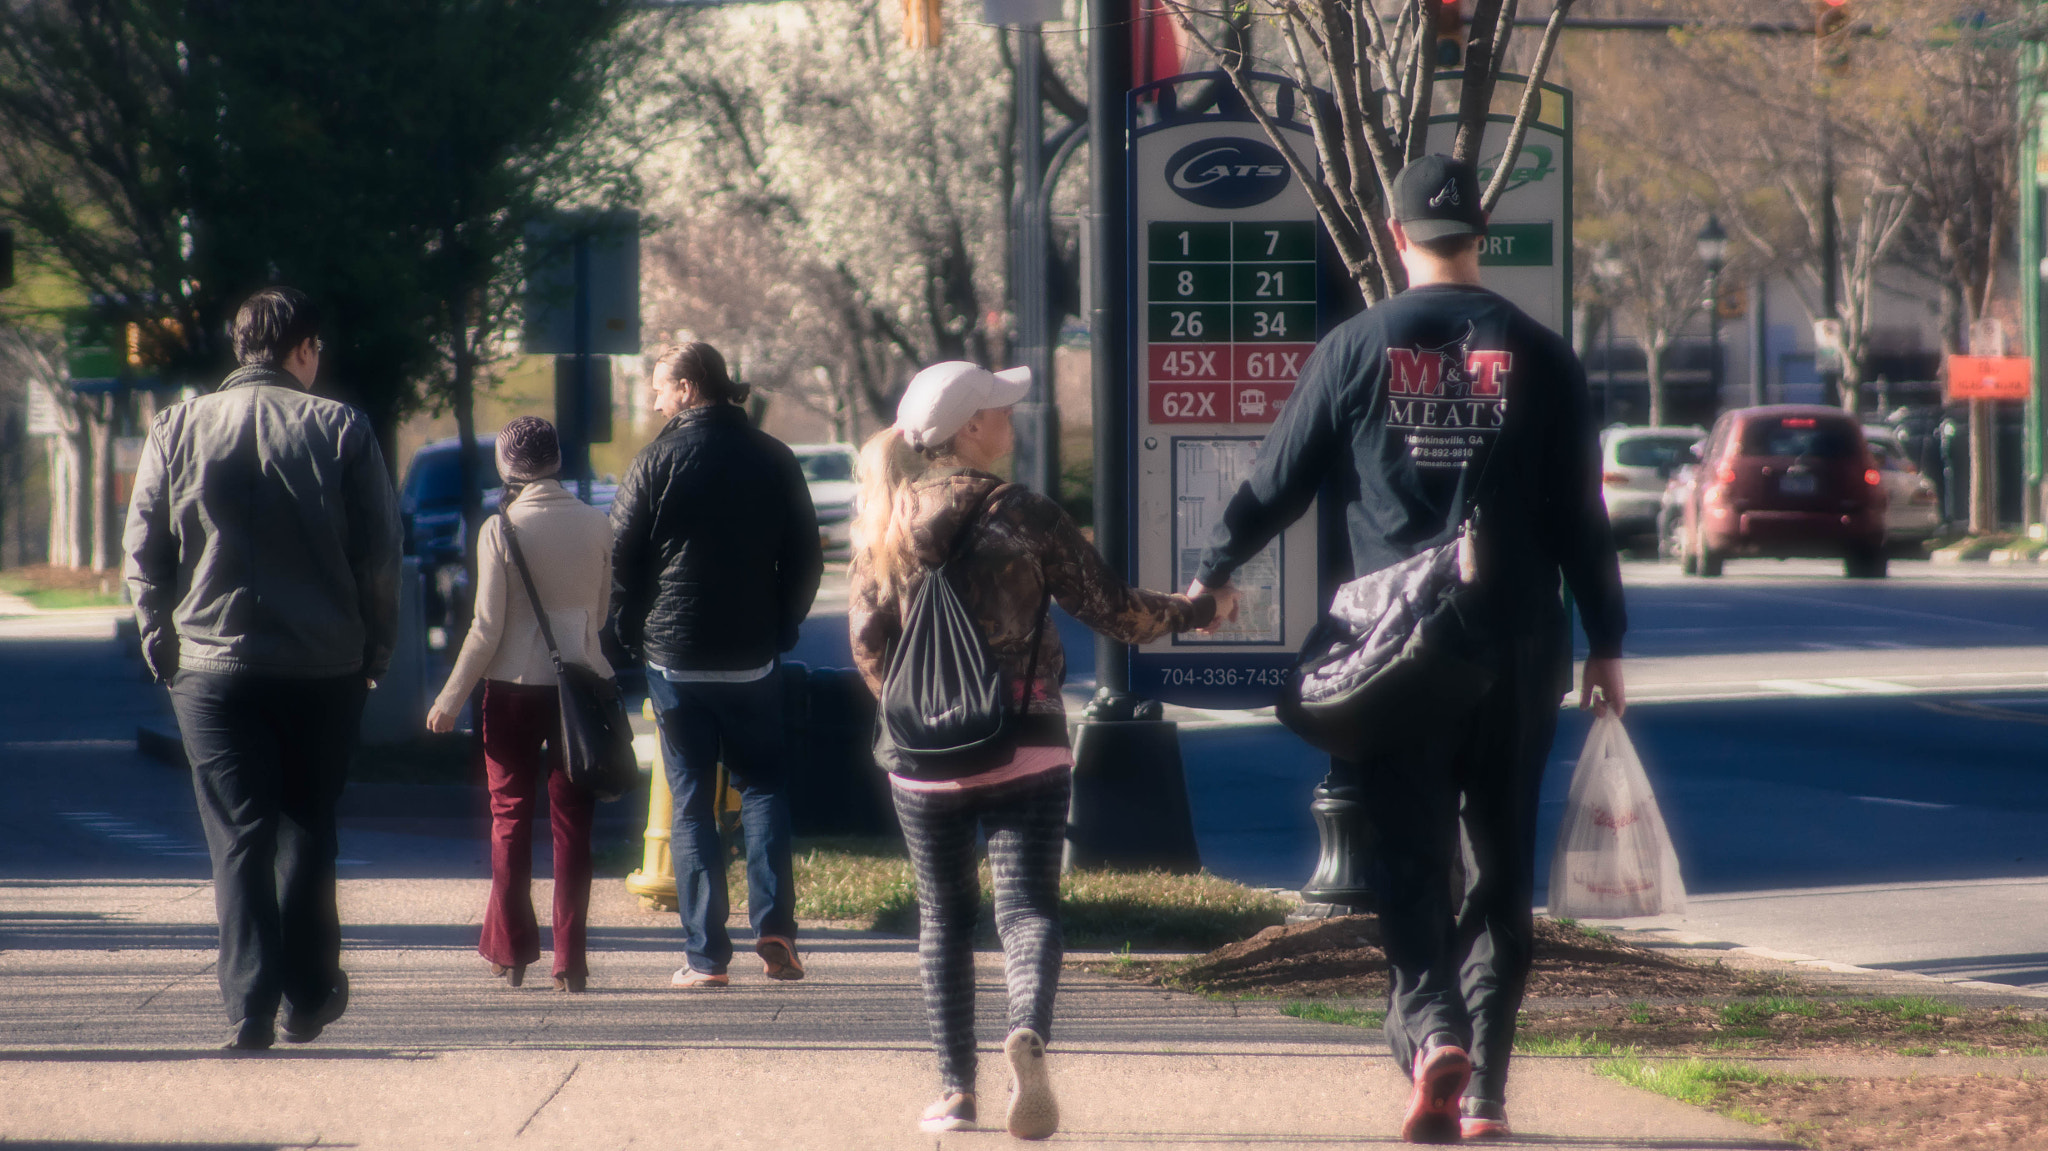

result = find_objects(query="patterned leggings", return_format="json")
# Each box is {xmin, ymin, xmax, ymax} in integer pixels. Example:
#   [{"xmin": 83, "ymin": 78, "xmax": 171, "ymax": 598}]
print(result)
[{"xmin": 891, "ymin": 768, "xmax": 1072, "ymax": 1094}]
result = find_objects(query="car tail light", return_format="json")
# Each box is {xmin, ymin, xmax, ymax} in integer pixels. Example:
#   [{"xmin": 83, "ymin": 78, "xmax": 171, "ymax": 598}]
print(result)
[
  {"xmin": 1716, "ymin": 465, "xmax": 1736, "ymax": 484},
  {"xmin": 1865, "ymin": 468, "xmax": 1882, "ymax": 486},
  {"xmin": 1602, "ymin": 471, "xmax": 1630, "ymax": 486}
]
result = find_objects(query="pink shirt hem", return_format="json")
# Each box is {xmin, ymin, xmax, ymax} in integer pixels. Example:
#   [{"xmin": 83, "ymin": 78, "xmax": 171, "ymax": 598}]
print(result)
[{"xmin": 889, "ymin": 744, "xmax": 1074, "ymax": 793}]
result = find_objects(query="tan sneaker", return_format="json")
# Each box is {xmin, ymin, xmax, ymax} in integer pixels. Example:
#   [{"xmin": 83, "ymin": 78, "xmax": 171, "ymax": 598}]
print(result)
[
  {"xmin": 755, "ymin": 935, "xmax": 805, "ymax": 981},
  {"xmin": 670, "ymin": 967, "xmax": 729, "ymax": 989},
  {"xmin": 919, "ymin": 1091, "xmax": 977, "ymax": 1133},
  {"xmin": 1003, "ymin": 1027, "xmax": 1059, "ymax": 1140}
]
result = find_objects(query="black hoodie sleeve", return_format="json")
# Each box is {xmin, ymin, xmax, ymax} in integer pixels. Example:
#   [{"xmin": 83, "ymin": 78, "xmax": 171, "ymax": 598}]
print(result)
[
  {"xmin": 1539, "ymin": 338, "xmax": 1626, "ymax": 658},
  {"xmin": 1195, "ymin": 336, "xmax": 1355, "ymax": 587}
]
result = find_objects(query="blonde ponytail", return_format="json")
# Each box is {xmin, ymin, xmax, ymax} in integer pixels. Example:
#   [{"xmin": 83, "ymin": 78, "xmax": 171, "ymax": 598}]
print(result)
[{"xmin": 853, "ymin": 426, "xmax": 931, "ymax": 592}]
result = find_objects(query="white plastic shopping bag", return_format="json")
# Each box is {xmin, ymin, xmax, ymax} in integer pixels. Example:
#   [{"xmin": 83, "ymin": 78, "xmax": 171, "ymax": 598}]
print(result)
[{"xmin": 1546, "ymin": 714, "xmax": 1687, "ymax": 918}]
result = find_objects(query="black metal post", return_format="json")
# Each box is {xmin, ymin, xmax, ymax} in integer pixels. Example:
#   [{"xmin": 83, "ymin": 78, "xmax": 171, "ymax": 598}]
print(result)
[
  {"xmin": 1065, "ymin": 0, "xmax": 1200, "ymax": 875},
  {"xmin": 1707, "ymin": 269, "xmax": 1724, "ymax": 403},
  {"xmin": 1087, "ymin": 0, "xmax": 1131, "ymax": 702},
  {"xmin": 1011, "ymin": 25, "xmax": 1060, "ymax": 500},
  {"xmin": 572, "ymin": 232, "xmax": 593, "ymax": 503},
  {"xmin": 1604, "ymin": 309, "xmax": 1616, "ymax": 426}
]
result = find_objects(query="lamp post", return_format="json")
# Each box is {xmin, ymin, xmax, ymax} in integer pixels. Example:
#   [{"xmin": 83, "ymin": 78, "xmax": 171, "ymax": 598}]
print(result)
[
  {"xmin": 1593, "ymin": 244, "xmax": 1624, "ymax": 427},
  {"xmin": 1697, "ymin": 216, "xmax": 1729, "ymax": 413}
]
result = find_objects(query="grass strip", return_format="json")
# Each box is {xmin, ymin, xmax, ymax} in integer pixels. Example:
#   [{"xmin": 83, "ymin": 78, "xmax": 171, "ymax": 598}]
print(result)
[
  {"xmin": 1518, "ymin": 1033, "xmax": 1630, "ymax": 1057},
  {"xmin": 734, "ymin": 837, "xmax": 1288, "ymax": 950},
  {"xmin": 1595, "ymin": 1055, "xmax": 1791, "ymax": 1113},
  {"xmin": 1280, "ymin": 1002, "xmax": 1385, "ymax": 1029}
]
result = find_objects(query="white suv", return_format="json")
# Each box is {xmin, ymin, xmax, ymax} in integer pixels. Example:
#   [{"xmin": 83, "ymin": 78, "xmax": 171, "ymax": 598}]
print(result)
[
  {"xmin": 1600, "ymin": 426, "xmax": 1704, "ymax": 551},
  {"xmin": 1862, "ymin": 426, "xmax": 1940, "ymax": 547}
]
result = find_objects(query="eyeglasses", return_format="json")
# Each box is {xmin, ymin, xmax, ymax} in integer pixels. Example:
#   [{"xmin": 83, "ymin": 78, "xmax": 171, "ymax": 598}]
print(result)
[{"xmin": 313, "ymin": 339, "xmax": 325, "ymax": 354}]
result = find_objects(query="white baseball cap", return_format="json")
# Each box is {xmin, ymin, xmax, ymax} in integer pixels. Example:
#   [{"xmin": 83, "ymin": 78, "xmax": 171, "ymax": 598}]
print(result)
[{"xmin": 894, "ymin": 361, "xmax": 1033, "ymax": 451}]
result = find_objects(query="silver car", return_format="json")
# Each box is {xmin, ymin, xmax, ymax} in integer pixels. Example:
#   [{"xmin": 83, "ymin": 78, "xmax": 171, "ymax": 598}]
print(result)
[
  {"xmin": 1600, "ymin": 426, "xmax": 1704, "ymax": 550},
  {"xmin": 791, "ymin": 442, "xmax": 859, "ymax": 557},
  {"xmin": 1863, "ymin": 427, "xmax": 1940, "ymax": 546}
]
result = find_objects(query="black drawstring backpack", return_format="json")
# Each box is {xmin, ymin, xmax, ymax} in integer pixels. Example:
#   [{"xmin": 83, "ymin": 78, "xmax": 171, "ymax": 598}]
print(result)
[{"xmin": 876, "ymin": 485, "xmax": 1048, "ymax": 779}]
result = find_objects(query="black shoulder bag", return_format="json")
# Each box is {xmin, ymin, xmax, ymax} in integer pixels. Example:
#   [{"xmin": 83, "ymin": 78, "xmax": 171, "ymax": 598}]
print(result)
[
  {"xmin": 876, "ymin": 485, "xmax": 1050, "ymax": 779},
  {"xmin": 1274, "ymin": 437, "xmax": 1507, "ymax": 757},
  {"xmin": 501, "ymin": 519, "xmax": 641, "ymax": 801}
]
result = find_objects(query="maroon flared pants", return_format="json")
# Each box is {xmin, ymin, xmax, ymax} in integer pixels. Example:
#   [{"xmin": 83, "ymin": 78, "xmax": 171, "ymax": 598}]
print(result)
[{"xmin": 478, "ymin": 680, "xmax": 595, "ymax": 979}]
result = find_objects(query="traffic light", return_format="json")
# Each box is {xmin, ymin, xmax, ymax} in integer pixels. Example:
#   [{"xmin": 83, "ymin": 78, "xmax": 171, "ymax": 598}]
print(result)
[
  {"xmin": 1814, "ymin": 0, "xmax": 1852, "ymax": 76},
  {"xmin": 1433, "ymin": 0, "xmax": 1466, "ymax": 69}
]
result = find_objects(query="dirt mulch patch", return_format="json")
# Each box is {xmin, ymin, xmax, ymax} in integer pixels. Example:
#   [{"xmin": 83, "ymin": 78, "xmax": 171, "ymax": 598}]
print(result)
[
  {"xmin": 1726, "ymin": 1076, "xmax": 2048, "ymax": 1150},
  {"xmin": 1094, "ymin": 914, "xmax": 1764, "ymax": 1000}
]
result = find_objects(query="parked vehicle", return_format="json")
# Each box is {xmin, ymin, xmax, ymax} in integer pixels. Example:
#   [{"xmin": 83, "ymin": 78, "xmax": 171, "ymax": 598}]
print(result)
[
  {"xmin": 1862, "ymin": 425, "xmax": 1941, "ymax": 548},
  {"xmin": 790, "ymin": 442, "xmax": 859, "ymax": 557},
  {"xmin": 1600, "ymin": 426, "xmax": 1704, "ymax": 554},
  {"xmin": 1675, "ymin": 405, "xmax": 1888, "ymax": 578}
]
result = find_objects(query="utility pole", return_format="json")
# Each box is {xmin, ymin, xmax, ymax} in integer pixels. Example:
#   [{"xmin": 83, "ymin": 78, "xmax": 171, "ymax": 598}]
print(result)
[
  {"xmin": 1010, "ymin": 26, "xmax": 1059, "ymax": 500},
  {"xmin": 2023, "ymin": 0, "xmax": 2045, "ymax": 533}
]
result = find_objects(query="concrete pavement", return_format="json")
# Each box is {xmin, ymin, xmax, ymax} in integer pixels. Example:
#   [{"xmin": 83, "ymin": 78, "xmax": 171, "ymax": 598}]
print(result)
[{"xmin": 0, "ymin": 876, "xmax": 1791, "ymax": 1150}]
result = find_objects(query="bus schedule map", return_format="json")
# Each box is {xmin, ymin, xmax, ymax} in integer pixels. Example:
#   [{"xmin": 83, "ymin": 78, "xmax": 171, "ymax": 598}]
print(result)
[{"xmin": 1172, "ymin": 437, "xmax": 1282, "ymax": 645}]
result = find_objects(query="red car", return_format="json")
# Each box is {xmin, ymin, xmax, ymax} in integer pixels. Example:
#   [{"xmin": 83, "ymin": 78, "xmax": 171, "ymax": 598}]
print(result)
[{"xmin": 1676, "ymin": 405, "xmax": 1889, "ymax": 578}]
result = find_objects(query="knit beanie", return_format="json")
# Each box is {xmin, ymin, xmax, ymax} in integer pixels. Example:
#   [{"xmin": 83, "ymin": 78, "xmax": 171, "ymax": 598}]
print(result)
[{"xmin": 495, "ymin": 416, "xmax": 561, "ymax": 483}]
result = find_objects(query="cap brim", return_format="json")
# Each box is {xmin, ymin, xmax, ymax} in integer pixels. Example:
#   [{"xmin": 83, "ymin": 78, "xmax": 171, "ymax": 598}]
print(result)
[
  {"xmin": 1400, "ymin": 217, "xmax": 1483, "ymax": 242},
  {"xmin": 989, "ymin": 366, "xmax": 1033, "ymax": 407}
]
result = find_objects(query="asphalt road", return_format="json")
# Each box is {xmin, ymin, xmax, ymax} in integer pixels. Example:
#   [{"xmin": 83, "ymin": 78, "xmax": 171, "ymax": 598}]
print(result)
[{"xmin": 5, "ymin": 554, "xmax": 2046, "ymax": 992}]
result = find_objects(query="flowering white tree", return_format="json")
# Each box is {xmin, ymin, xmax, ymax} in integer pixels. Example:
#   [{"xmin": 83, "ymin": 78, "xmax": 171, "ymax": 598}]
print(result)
[{"xmin": 633, "ymin": 0, "xmax": 1085, "ymax": 423}]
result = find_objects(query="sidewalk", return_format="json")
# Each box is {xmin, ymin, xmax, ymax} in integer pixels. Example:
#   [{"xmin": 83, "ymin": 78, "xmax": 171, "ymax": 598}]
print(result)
[{"xmin": 0, "ymin": 877, "xmax": 1789, "ymax": 1150}]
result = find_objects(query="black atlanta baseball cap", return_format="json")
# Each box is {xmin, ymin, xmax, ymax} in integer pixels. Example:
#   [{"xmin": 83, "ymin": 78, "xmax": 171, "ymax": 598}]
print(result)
[{"xmin": 1392, "ymin": 154, "xmax": 1485, "ymax": 242}]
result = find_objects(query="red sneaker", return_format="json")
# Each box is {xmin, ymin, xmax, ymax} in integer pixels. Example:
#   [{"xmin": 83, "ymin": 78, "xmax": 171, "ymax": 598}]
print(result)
[
  {"xmin": 1461, "ymin": 1097, "xmax": 1509, "ymax": 1139},
  {"xmin": 1401, "ymin": 1042, "xmax": 1471, "ymax": 1144}
]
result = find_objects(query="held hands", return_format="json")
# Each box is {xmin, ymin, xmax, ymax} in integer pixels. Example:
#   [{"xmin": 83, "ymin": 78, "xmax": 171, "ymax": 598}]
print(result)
[
  {"xmin": 1187, "ymin": 579, "xmax": 1241, "ymax": 635},
  {"xmin": 1580, "ymin": 656, "xmax": 1626, "ymax": 718},
  {"xmin": 426, "ymin": 703, "xmax": 458, "ymax": 734}
]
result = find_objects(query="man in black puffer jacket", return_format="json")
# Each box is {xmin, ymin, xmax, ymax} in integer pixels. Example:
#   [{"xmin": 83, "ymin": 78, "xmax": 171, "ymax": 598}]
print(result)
[{"xmin": 610, "ymin": 342, "xmax": 822, "ymax": 989}]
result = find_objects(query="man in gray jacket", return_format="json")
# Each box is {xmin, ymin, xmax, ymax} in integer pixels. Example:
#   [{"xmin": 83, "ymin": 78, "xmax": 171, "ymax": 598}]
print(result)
[{"xmin": 124, "ymin": 287, "xmax": 402, "ymax": 1050}]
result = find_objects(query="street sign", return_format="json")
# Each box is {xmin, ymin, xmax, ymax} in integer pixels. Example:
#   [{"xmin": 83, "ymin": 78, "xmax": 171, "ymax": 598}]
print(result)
[
  {"xmin": 1127, "ymin": 75, "xmax": 1329, "ymax": 707},
  {"xmin": 1426, "ymin": 75, "xmax": 1574, "ymax": 340},
  {"xmin": 26, "ymin": 381, "xmax": 60, "ymax": 435},
  {"xmin": 522, "ymin": 210, "xmax": 641, "ymax": 357},
  {"xmin": 1946, "ymin": 354, "xmax": 2032, "ymax": 401}
]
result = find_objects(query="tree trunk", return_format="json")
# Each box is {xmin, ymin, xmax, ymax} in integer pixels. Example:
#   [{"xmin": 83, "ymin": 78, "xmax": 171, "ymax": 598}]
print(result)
[
  {"xmin": 1645, "ymin": 335, "xmax": 1668, "ymax": 428},
  {"xmin": 90, "ymin": 395, "xmax": 117, "ymax": 572},
  {"xmin": 450, "ymin": 292, "xmax": 482, "ymax": 648},
  {"xmin": 1969, "ymin": 398, "xmax": 1996, "ymax": 534},
  {"xmin": 49, "ymin": 424, "xmax": 92, "ymax": 570}
]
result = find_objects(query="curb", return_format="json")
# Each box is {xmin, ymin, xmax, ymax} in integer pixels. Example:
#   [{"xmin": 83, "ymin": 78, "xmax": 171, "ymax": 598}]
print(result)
[{"xmin": 1614, "ymin": 926, "xmax": 2048, "ymax": 999}]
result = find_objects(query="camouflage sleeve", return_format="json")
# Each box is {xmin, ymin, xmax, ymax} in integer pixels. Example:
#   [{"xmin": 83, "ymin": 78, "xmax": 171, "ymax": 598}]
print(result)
[
  {"xmin": 1021, "ymin": 492, "xmax": 1214, "ymax": 645},
  {"xmin": 847, "ymin": 548, "xmax": 897, "ymax": 698}
]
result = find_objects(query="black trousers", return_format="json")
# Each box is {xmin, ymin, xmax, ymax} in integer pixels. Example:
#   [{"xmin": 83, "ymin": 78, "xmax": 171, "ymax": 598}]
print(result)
[
  {"xmin": 1352, "ymin": 613, "xmax": 1569, "ymax": 1107},
  {"xmin": 168, "ymin": 671, "xmax": 365, "ymax": 1027}
]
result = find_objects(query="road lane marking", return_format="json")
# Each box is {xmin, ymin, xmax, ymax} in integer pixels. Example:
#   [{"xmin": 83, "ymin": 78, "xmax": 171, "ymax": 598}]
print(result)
[
  {"xmin": 1816, "ymin": 678, "xmax": 1915, "ymax": 694},
  {"xmin": 1756, "ymin": 679, "xmax": 1857, "ymax": 696},
  {"xmin": 1852, "ymin": 795, "xmax": 1956, "ymax": 810}
]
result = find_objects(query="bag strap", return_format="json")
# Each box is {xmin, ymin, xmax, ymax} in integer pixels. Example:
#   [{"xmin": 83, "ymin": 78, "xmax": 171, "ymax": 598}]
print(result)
[{"xmin": 500, "ymin": 516, "xmax": 566, "ymax": 675}]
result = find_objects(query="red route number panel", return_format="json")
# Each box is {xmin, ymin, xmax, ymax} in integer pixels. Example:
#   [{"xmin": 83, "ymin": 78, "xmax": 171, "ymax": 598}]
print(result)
[{"xmin": 1146, "ymin": 342, "xmax": 1314, "ymax": 424}]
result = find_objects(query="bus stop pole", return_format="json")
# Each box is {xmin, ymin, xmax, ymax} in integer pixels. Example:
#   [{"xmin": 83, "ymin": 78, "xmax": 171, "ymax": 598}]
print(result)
[{"xmin": 1066, "ymin": 0, "xmax": 1202, "ymax": 874}]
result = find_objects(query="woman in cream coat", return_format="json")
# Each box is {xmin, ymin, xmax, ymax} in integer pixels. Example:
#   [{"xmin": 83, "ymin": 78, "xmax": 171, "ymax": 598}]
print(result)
[{"xmin": 427, "ymin": 416, "xmax": 613, "ymax": 992}]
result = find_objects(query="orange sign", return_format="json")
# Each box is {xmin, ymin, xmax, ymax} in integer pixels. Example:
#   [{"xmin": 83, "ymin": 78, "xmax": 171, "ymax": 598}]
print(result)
[{"xmin": 1946, "ymin": 355, "xmax": 2033, "ymax": 401}]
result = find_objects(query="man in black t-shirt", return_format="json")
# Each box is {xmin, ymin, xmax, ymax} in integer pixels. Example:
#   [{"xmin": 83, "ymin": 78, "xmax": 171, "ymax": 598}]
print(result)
[{"xmin": 1192, "ymin": 155, "xmax": 1627, "ymax": 1143}]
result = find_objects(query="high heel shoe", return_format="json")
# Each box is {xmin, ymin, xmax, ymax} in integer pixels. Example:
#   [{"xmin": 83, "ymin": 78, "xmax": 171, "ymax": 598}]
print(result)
[
  {"xmin": 553, "ymin": 973, "xmax": 586, "ymax": 993},
  {"xmin": 490, "ymin": 962, "xmax": 527, "ymax": 988}
]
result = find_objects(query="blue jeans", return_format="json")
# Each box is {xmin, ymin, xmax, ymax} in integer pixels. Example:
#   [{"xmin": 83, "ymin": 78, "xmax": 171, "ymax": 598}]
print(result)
[{"xmin": 646, "ymin": 673, "xmax": 797, "ymax": 974}]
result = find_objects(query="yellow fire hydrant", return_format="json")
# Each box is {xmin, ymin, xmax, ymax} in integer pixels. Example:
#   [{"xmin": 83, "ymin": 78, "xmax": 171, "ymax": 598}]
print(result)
[
  {"xmin": 625, "ymin": 698, "xmax": 678, "ymax": 912},
  {"xmin": 624, "ymin": 697, "xmax": 740, "ymax": 913}
]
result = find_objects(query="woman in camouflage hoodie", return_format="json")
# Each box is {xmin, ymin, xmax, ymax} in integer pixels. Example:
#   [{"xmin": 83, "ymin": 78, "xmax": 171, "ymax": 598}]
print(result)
[{"xmin": 850, "ymin": 362, "xmax": 1215, "ymax": 1138}]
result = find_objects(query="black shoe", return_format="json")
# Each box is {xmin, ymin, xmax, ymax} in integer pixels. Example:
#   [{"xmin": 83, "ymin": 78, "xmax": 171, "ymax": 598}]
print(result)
[
  {"xmin": 281, "ymin": 970, "xmax": 349, "ymax": 1044},
  {"xmin": 222, "ymin": 1017, "xmax": 274, "ymax": 1051}
]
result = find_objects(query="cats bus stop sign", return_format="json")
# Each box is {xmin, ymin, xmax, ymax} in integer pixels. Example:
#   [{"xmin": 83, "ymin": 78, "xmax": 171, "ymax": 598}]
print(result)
[{"xmin": 1124, "ymin": 72, "xmax": 1571, "ymax": 708}]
